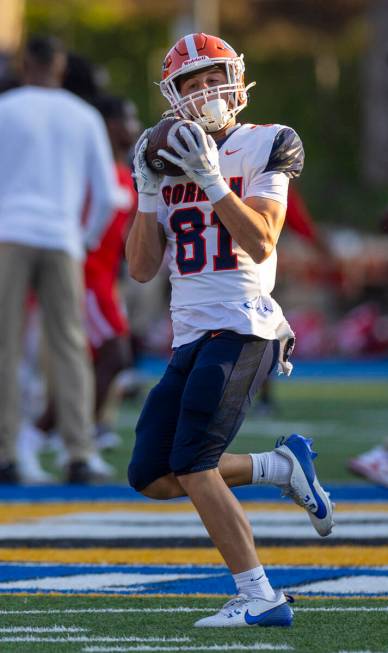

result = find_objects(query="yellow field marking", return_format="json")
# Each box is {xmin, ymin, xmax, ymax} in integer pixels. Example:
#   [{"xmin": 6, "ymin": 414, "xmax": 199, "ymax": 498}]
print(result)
[
  {"xmin": 0, "ymin": 501, "xmax": 386, "ymax": 523},
  {"xmin": 329, "ymin": 503, "xmax": 388, "ymax": 512},
  {"xmin": 0, "ymin": 546, "xmax": 387, "ymax": 566}
]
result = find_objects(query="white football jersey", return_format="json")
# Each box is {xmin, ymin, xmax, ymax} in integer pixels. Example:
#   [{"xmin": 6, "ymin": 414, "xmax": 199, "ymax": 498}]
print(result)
[{"xmin": 157, "ymin": 122, "xmax": 304, "ymax": 347}]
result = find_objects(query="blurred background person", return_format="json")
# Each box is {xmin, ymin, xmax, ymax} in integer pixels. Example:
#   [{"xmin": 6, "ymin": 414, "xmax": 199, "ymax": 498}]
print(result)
[
  {"xmin": 0, "ymin": 35, "xmax": 119, "ymax": 484},
  {"xmin": 18, "ymin": 93, "xmax": 140, "ymax": 481},
  {"xmin": 63, "ymin": 51, "xmax": 102, "ymax": 104}
]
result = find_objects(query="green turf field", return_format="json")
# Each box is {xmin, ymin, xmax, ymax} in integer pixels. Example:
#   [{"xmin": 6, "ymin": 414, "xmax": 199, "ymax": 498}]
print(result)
[
  {"xmin": 103, "ymin": 379, "xmax": 388, "ymax": 483},
  {"xmin": 0, "ymin": 596, "xmax": 386, "ymax": 653}
]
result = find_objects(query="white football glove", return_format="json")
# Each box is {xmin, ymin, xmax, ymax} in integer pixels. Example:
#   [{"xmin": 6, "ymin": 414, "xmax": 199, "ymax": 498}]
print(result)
[
  {"xmin": 275, "ymin": 319, "xmax": 296, "ymax": 377},
  {"xmin": 133, "ymin": 130, "xmax": 162, "ymax": 212},
  {"xmin": 158, "ymin": 122, "xmax": 230, "ymax": 204}
]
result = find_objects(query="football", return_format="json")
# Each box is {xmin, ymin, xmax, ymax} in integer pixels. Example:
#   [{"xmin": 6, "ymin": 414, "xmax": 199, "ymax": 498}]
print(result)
[{"xmin": 145, "ymin": 117, "xmax": 189, "ymax": 177}]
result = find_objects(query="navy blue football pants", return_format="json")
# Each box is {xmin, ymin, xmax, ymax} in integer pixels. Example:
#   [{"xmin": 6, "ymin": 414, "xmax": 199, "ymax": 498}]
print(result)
[{"xmin": 128, "ymin": 330, "xmax": 278, "ymax": 491}]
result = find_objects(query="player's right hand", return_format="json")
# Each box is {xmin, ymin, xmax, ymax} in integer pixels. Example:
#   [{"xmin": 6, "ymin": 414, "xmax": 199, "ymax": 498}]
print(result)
[{"xmin": 133, "ymin": 130, "xmax": 162, "ymax": 201}]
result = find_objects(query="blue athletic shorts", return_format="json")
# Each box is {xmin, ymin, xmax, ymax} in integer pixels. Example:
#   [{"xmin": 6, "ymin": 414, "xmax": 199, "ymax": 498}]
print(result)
[{"xmin": 128, "ymin": 330, "xmax": 278, "ymax": 491}]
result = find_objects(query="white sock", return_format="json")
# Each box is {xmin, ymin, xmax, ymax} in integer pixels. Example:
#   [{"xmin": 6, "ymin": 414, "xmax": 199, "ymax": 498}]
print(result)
[
  {"xmin": 250, "ymin": 451, "xmax": 291, "ymax": 486},
  {"xmin": 233, "ymin": 565, "xmax": 276, "ymax": 601}
]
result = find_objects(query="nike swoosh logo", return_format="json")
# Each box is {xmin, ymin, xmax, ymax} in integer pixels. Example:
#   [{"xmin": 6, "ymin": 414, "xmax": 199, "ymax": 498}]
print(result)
[
  {"xmin": 244, "ymin": 609, "xmax": 271, "ymax": 625},
  {"xmin": 260, "ymin": 463, "xmax": 265, "ymax": 478},
  {"xmin": 210, "ymin": 330, "xmax": 224, "ymax": 338},
  {"xmin": 225, "ymin": 148, "xmax": 242, "ymax": 156}
]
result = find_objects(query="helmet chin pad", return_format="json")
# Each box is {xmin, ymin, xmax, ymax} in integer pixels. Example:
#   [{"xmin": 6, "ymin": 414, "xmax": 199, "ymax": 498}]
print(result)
[{"xmin": 200, "ymin": 98, "xmax": 229, "ymax": 131}]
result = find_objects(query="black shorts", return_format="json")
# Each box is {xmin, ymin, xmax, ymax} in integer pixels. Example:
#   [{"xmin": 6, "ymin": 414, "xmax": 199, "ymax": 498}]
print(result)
[{"xmin": 128, "ymin": 330, "xmax": 278, "ymax": 491}]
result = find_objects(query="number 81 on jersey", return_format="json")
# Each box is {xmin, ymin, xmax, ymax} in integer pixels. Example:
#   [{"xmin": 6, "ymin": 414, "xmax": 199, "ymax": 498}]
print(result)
[{"xmin": 170, "ymin": 207, "xmax": 238, "ymax": 275}]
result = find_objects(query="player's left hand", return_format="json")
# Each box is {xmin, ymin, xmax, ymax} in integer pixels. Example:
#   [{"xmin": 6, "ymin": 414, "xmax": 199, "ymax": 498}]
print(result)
[
  {"xmin": 158, "ymin": 122, "xmax": 223, "ymax": 192},
  {"xmin": 276, "ymin": 319, "xmax": 296, "ymax": 376}
]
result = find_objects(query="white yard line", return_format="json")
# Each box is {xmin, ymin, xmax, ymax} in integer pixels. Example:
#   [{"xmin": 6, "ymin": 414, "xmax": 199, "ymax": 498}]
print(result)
[
  {"xmin": 0, "ymin": 608, "xmax": 209, "ymax": 615},
  {"xmin": 83, "ymin": 646, "xmax": 293, "ymax": 652},
  {"xmin": 1, "ymin": 507, "xmax": 387, "ymax": 541},
  {"xmin": 0, "ymin": 636, "xmax": 190, "ymax": 643},
  {"xmin": 296, "ymin": 607, "xmax": 388, "ymax": 612},
  {"xmin": 0, "ymin": 626, "xmax": 86, "ymax": 632},
  {"xmin": 0, "ymin": 606, "xmax": 387, "ymax": 615}
]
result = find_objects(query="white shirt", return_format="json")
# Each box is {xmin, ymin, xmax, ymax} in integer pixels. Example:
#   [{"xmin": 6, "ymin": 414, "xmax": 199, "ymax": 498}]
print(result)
[
  {"xmin": 157, "ymin": 122, "xmax": 304, "ymax": 347},
  {"xmin": 0, "ymin": 86, "xmax": 118, "ymax": 259}
]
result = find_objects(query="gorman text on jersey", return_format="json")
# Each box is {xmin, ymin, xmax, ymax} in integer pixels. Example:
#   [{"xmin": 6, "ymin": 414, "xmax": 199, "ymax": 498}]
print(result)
[{"xmin": 162, "ymin": 177, "xmax": 243, "ymax": 206}]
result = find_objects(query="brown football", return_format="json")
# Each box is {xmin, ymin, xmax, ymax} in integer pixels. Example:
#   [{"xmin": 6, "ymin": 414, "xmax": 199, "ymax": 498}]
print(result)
[{"xmin": 145, "ymin": 117, "xmax": 190, "ymax": 177}]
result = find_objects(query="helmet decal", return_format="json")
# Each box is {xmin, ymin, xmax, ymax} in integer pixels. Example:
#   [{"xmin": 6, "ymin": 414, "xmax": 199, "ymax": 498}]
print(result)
[{"xmin": 184, "ymin": 33, "xmax": 200, "ymax": 59}]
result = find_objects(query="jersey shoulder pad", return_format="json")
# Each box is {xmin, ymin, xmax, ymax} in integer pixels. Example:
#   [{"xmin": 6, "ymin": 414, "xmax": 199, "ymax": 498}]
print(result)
[{"xmin": 263, "ymin": 126, "xmax": 304, "ymax": 179}]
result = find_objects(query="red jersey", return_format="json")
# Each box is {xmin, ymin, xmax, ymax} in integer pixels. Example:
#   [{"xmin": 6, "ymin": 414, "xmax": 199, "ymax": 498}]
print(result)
[
  {"xmin": 286, "ymin": 185, "xmax": 317, "ymax": 243},
  {"xmin": 84, "ymin": 163, "xmax": 137, "ymax": 351},
  {"xmin": 84, "ymin": 163, "xmax": 137, "ymax": 289}
]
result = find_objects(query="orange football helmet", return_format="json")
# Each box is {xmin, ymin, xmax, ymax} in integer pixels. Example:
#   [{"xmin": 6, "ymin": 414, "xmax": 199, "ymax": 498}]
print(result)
[{"xmin": 159, "ymin": 33, "xmax": 255, "ymax": 133}]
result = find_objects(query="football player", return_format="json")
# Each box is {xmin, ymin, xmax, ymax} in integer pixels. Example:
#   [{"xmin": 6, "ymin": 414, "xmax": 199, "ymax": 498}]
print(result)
[{"xmin": 126, "ymin": 33, "xmax": 334, "ymax": 627}]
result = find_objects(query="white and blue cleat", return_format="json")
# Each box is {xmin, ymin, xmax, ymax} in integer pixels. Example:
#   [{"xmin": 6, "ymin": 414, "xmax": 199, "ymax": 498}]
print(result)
[
  {"xmin": 275, "ymin": 433, "xmax": 335, "ymax": 537},
  {"xmin": 194, "ymin": 591, "xmax": 293, "ymax": 628}
]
